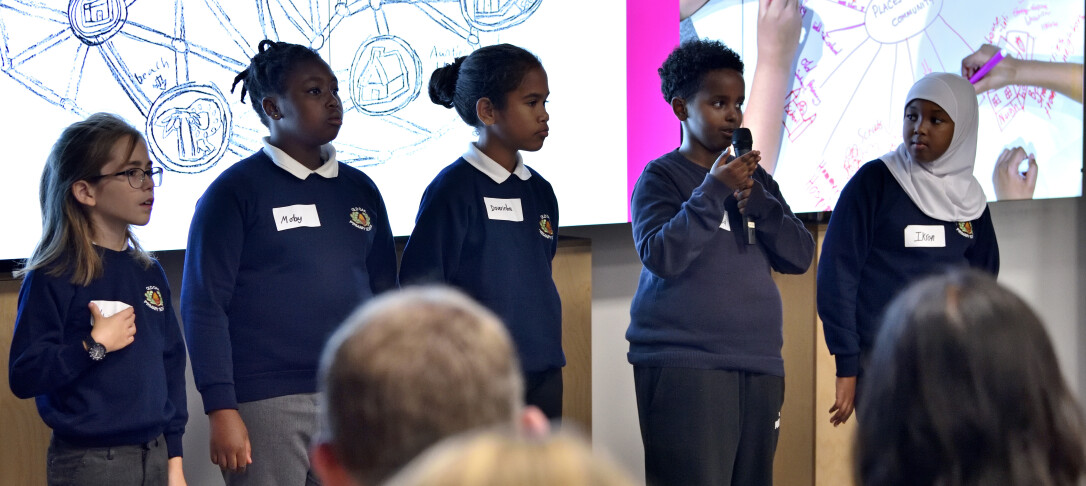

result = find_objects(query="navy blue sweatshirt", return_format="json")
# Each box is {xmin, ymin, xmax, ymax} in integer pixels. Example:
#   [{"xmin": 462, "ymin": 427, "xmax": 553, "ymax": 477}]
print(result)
[
  {"xmin": 9, "ymin": 248, "xmax": 188, "ymax": 457},
  {"xmin": 399, "ymin": 156, "xmax": 564, "ymax": 373},
  {"xmin": 817, "ymin": 160, "xmax": 999, "ymax": 377},
  {"xmin": 627, "ymin": 150, "xmax": 814, "ymax": 376},
  {"xmin": 181, "ymin": 150, "xmax": 397, "ymax": 413}
]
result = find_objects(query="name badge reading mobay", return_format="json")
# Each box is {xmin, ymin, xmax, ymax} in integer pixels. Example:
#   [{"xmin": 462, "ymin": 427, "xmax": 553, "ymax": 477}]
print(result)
[{"xmin": 273, "ymin": 204, "xmax": 322, "ymax": 231}]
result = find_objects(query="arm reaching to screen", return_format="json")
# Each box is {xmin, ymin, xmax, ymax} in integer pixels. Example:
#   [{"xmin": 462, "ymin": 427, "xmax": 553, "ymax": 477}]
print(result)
[
  {"xmin": 680, "ymin": 0, "xmax": 711, "ymax": 20},
  {"xmin": 744, "ymin": 0, "xmax": 802, "ymax": 174},
  {"xmin": 963, "ymin": 44, "xmax": 1083, "ymax": 103}
]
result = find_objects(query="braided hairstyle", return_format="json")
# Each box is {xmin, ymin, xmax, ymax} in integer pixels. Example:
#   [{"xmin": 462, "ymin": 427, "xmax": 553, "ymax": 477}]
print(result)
[
  {"xmin": 428, "ymin": 44, "xmax": 542, "ymax": 128},
  {"xmin": 232, "ymin": 40, "xmax": 327, "ymax": 126}
]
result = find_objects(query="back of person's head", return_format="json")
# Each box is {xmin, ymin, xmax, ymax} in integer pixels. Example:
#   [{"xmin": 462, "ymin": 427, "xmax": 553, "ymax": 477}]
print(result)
[
  {"xmin": 383, "ymin": 429, "xmax": 637, "ymax": 486},
  {"xmin": 21, "ymin": 113, "xmax": 148, "ymax": 284},
  {"xmin": 658, "ymin": 39, "xmax": 743, "ymax": 103},
  {"xmin": 856, "ymin": 269, "xmax": 1086, "ymax": 486},
  {"xmin": 428, "ymin": 43, "xmax": 542, "ymax": 127},
  {"xmin": 231, "ymin": 39, "xmax": 327, "ymax": 126},
  {"xmin": 315, "ymin": 286, "xmax": 524, "ymax": 485}
]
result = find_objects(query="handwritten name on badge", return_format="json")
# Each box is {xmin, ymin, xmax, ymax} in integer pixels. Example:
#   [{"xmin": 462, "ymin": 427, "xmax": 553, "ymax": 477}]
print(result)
[
  {"xmin": 904, "ymin": 225, "xmax": 946, "ymax": 248},
  {"xmin": 273, "ymin": 204, "xmax": 322, "ymax": 231},
  {"xmin": 483, "ymin": 197, "xmax": 524, "ymax": 222}
]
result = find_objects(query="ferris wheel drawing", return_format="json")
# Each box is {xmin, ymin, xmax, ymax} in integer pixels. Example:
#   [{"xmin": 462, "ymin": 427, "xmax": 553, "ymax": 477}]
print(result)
[{"xmin": 0, "ymin": 0, "xmax": 542, "ymax": 173}]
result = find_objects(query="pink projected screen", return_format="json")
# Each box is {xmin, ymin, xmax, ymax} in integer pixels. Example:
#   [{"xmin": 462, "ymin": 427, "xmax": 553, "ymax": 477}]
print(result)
[{"xmin": 627, "ymin": 0, "xmax": 1084, "ymax": 216}]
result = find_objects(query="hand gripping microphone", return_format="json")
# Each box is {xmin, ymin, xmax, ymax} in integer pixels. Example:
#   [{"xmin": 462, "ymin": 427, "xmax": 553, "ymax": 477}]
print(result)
[{"xmin": 731, "ymin": 128, "xmax": 756, "ymax": 245}]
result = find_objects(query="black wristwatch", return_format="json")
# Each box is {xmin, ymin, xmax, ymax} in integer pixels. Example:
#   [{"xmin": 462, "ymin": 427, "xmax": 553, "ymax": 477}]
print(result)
[{"xmin": 84, "ymin": 335, "xmax": 106, "ymax": 361}]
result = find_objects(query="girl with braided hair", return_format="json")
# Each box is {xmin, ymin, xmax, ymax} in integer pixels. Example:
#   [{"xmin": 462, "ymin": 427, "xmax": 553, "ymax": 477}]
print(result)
[{"xmin": 181, "ymin": 40, "xmax": 397, "ymax": 486}]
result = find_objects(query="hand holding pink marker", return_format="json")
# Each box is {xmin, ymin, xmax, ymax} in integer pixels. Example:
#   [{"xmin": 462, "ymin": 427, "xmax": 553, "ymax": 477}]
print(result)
[{"xmin": 968, "ymin": 48, "xmax": 1004, "ymax": 84}]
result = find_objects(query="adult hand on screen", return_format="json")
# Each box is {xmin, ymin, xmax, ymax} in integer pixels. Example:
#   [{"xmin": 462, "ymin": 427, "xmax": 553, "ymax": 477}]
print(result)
[
  {"xmin": 962, "ymin": 44, "xmax": 1016, "ymax": 95},
  {"xmin": 964, "ymin": 43, "xmax": 1083, "ymax": 103},
  {"xmin": 757, "ymin": 0, "xmax": 802, "ymax": 60},
  {"xmin": 992, "ymin": 146, "xmax": 1038, "ymax": 201}
]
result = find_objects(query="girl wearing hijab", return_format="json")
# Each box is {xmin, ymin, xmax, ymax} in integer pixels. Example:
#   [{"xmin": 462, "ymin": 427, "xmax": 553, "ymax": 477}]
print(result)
[{"xmin": 816, "ymin": 72, "xmax": 1000, "ymax": 427}]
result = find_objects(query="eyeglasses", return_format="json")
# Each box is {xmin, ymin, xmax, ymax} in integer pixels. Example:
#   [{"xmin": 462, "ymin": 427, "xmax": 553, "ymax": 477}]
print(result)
[{"xmin": 87, "ymin": 167, "xmax": 163, "ymax": 188}]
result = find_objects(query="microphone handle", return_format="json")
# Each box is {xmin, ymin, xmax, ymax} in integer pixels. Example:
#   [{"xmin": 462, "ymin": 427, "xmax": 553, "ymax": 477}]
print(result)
[{"xmin": 733, "ymin": 146, "xmax": 756, "ymax": 246}]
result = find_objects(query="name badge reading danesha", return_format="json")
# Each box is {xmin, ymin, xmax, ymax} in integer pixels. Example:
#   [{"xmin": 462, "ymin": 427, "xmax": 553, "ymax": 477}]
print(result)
[
  {"xmin": 484, "ymin": 197, "xmax": 524, "ymax": 222},
  {"xmin": 903, "ymin": 225, "xmax": 946, "ymax": 248},
  {"xmin": 273, "ymin": 204, "xmax": 322, "ymax": 231}
]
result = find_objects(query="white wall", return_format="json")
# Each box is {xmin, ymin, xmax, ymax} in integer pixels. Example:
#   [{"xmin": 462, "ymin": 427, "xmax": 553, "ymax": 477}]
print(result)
[{"xmin": 165, "ymin": 195, "xmax": 1083, "ymax": 484}]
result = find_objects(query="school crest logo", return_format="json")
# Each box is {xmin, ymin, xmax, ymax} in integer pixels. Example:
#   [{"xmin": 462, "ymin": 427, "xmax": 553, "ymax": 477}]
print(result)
[
  {"xmin": 538, "ymin": 214, "xmax": 554, "ymax": 239},
  {"xmin": 956, "ymin": 221, "xmax": 974, "ymax": 239},
  {"xmin": 144, "ymin": 286, "xmax": 164, "ymax": 312},
  {"xmin": 349, "ymin": 207, "xmax": 373, "ymax": 231}
]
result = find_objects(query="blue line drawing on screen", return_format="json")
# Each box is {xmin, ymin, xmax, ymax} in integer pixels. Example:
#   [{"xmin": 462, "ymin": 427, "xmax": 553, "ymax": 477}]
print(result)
[
  {"xmin": 147, "ymin": 83, "xmax": 232, "ymax": 173},
  {"xmin": 688, "ymin": 0, "xmax": 1083, "ymax": 210},
  {"xmin": 350, "ymin": 34, "xmax": 422, "ymax": 115},
  {"xmin": 0, "ymin": 0, "xmax": 542, "ymax": 173}
]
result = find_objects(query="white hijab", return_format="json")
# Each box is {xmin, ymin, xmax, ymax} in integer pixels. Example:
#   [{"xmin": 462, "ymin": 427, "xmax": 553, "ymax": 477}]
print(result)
[{"xmin": 881, "ymin": 72, "xmax": 987, "ymax": 222}]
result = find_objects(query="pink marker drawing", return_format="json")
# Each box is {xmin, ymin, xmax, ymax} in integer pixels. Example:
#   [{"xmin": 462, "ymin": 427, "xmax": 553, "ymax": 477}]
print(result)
[{"xmin": 969, "ymin": 48, "xmax": 1005, "ymax": 84}]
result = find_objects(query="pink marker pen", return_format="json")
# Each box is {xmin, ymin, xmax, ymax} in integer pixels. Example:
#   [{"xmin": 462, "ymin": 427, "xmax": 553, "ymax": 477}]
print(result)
[{"xmin": 969, "ymin": 48, "xmax": 1005, "ymax": 84}]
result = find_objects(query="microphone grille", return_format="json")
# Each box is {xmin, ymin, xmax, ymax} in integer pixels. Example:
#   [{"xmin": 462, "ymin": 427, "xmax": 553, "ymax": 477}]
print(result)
[{"xmin": 732, "ymin": 127, "xmax": 752, "ymax": 146}]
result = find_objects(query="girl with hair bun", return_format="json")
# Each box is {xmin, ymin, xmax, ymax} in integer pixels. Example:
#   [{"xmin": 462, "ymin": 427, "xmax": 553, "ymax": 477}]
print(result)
[{"xmin": 400, "ymin": 44, "xmax": 565, "ymax": 419}]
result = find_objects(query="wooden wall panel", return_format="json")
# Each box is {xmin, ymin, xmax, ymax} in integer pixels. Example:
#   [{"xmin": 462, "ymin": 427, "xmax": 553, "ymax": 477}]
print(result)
[
  {"xmin": 772, "ymin": 225, "xmax": 818, "ymax": 486},
  {"xmin": 554, "ymin": 237, "xmax": 592, "ymax": 434},
  {"xmin": 813, "ymin": 223, "xmax": 858, "ymax": 486},
  {"xmin": 1, "ymin": 278, "xmax": 51, "ymax": 485}
]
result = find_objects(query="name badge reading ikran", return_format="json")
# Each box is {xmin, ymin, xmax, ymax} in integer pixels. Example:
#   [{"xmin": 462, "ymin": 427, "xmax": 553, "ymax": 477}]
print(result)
[
  {"xmin": 273, "ymin": 204, "xmax": 321, "ymax": 231},
  {"xmin": 904, "ymin": 225, "xmax": 946, "ymax": 248},
  {"xmin": 484, "ymin": 197, "xmax": 524, "ymax": 222}
]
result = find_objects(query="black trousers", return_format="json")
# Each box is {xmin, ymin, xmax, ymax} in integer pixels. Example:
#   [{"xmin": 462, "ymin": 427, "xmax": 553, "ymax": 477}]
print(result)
[
  {"xmin": 525, "ymin": 367, "xmax": 563, "ymax": 419},
  {"xmin": 634, "ymin": 366, "xmax": 784, "ymax": 486}
]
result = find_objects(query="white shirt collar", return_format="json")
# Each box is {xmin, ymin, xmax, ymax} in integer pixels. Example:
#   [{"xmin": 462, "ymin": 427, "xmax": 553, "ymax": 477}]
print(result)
[
  {"xmin": 461, "ymin": 143, "xmax": 532, "ymax": 183},
  {"xmin": 262, "ymin": 137, "xmax": 339, "ymax": 179}
]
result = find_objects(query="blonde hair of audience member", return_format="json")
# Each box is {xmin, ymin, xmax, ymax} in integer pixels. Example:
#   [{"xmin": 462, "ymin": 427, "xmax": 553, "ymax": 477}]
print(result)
[
  {"xmin": 311, "ymin": 286, "xmax": 547, "ymax": 486},
  {"xmin": 384, "ymin": 429, "xmax": 637, "ymax": 486},
  {"xmin": 855, "ymin": 269, "xmax": 1086, "ymax": 486}
]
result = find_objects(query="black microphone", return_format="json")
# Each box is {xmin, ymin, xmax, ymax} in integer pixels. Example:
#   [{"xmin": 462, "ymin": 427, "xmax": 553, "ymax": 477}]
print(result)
[{"xmin": 731, "ymin": 128, "xmax": 756, "ymax": 245}]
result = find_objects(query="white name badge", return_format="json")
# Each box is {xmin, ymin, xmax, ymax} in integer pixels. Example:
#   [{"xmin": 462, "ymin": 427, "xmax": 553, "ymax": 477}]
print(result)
[
  {"xmin": 904, "ymin": 225, "xmax": 946, "ymax": 247},
  {"xmin": 273, "ymin": 204, "xmax": 321, "ymax": 231},
  {"xmin": 483, "ymin": 197, "xmax": 524, "ymax": 222},
  {"xmin": 719, "ymin": 211, "xmax": 731, "ymax": 231}
]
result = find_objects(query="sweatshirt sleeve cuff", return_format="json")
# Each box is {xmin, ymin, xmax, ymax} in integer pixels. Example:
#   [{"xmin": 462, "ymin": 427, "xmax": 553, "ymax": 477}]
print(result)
[
  {"xmin": 165, "ymin": 432, "xmax": 184, "ymax": 458},
  {"xmin": 835, "ymin": 354, "xmax": 860, "ymax": 377},
  {"xmin": 61, "ymin": 340, "xmax": 98, "ymax": 378},
  {"xmin": 200, "ymin": 384, "xmax": 238, "ymax": 414},
  {"xmin": 699, "ymin": 174, "xmax": 732, "ymax": 204}
]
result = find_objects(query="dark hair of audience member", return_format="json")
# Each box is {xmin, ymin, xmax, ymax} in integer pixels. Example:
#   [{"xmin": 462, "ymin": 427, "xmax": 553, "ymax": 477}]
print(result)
[{"xmin": 856, "ymin": 269, "xmax": 1086, "ymax": 486}]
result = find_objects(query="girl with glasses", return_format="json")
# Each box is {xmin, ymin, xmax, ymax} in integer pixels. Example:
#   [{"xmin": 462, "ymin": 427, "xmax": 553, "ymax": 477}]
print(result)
[{"xmin": 8, "ymin": 113, "xmax": 188, "ymax": 485}]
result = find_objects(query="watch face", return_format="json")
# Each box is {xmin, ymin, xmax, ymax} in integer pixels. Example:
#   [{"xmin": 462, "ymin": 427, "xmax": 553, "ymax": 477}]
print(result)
[{"xmin": 89, "ymin": 343, "xmax": 106, "ymax": 361}]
